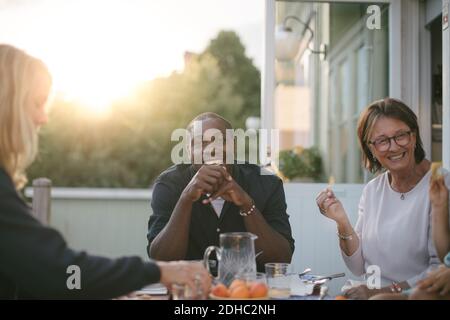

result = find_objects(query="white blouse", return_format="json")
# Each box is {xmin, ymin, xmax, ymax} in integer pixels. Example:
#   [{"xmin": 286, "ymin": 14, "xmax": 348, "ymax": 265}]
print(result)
[{"xmin": 342, "ymin": 168, "xmax": 450, "ymax": 287}]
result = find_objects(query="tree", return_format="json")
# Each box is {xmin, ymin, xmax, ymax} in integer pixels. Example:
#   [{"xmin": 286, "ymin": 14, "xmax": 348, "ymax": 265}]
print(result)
[
  {"xmin": 28, "ymin": 31, "xmax": 260, "ymax": 188},
  {"xmin": 202, "ymin": 31, "xmax": 261, "ymax": 126}
]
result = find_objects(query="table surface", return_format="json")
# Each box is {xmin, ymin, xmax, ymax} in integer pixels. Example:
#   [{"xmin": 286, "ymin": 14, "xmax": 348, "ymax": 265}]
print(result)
[{"xmin": 129, "ymin": 282, "xmax": 335, "ymax": 300}]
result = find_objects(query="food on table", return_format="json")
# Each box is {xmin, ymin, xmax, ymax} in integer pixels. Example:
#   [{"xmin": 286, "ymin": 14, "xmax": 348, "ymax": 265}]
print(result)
[
  {"xmin": 430, "ymin": 162, "xmax": 443, "ymax": 182},
  {"xmin": 335, "ymin": 295, "xmax": 347, "ymax": 300},
  {"xmin": 210, "ymin": 279, "xmax": 269, "ymax": 299},
  {"xmin": 211, "ymin": 283, "xmax": 230, "ymax": 297},
  {"xmin": 328, "ymin": 175, "xmax": 335, "ymax": 187},
  {"xmin": 229, "ymin": 284, "xmax": 250, "ymax": 298},
  {"xmin": 249, "ymin": 282, "xmax": 269, "ymax": 298}
]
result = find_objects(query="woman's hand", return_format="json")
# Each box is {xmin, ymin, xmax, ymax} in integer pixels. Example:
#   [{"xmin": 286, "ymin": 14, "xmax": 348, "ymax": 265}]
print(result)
[
  {"xmin": 156, "ymin": 261, "xmax": 212, "ymax": 299},
  {"xmin": 429, "ymin": 177, "xmax": 449, "ymax": 210},
  {"xmin": 316, "ymin": 188, "xmax": 347, "ymax": 223},
  {"xmin": 417, "ymin": 265, "xmax": 450, "ymax": 296},
  {"xmin": 344, "ymin": 284, "xmax": 378, "ymax": 300}
]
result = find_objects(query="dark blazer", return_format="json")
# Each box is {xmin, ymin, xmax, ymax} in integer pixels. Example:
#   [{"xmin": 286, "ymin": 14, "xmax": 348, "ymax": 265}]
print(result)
[{"xmin": 0, "ymin": 168, "xmax": 160, "ymax": 299}]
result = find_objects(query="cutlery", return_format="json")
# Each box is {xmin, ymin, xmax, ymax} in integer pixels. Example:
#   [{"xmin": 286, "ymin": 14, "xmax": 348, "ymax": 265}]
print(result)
[
  {"xmin": 313, "ymin": 272, "xmax": 346, "ymax": 282},
  {"xmin": 297, "ymin": 267, "xmax": 312, "ymax": 278}
]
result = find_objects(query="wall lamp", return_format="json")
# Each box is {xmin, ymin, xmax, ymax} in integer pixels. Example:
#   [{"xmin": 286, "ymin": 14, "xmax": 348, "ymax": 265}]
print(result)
[{"xmin": 275, "ymin": 13, "xmax": 327, "ymax": 61}]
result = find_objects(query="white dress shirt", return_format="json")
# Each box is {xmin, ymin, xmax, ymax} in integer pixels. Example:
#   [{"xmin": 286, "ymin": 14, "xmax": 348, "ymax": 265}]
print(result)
[{"xmin": 210, "ymin": 197, "xmax": 225, "ymax": 217}]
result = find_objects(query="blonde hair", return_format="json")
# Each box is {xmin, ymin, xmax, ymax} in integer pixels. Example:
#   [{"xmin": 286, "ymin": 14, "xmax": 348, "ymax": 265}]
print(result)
[{"xmin": 0, "ymin": 44, "xmax": 51, "ymax": 189}]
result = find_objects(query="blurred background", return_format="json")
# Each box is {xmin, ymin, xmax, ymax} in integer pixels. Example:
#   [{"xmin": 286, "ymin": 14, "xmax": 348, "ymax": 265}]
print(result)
[{"xmin": 0, "ymin": 0, "xmax": 263, "ymax": 187}]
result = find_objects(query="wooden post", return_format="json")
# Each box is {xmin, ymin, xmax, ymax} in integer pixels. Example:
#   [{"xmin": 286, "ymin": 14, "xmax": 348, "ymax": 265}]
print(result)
[{"xmin": 32, "ymin": 178, "xmax": 52, "ymax": 225}]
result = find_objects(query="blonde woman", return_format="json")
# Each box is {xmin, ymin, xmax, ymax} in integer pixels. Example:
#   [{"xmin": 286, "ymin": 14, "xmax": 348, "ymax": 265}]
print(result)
[{"xmin": 0, "ymin": 44, "xmax": 211, "ymax": 299}]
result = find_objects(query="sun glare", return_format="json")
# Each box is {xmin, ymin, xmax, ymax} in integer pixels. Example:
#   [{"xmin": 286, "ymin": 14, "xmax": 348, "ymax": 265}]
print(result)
[
  {"xmin": 53, "ymin": 66, "xmax": 141, "ymax": 116},
  {"xmin": 24, "ymin": 0, "xmax": 182, "ymax": 115}
]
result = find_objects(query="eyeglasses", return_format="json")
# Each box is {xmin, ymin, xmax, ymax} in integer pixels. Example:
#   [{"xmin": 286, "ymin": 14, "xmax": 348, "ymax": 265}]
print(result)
[{"xmin": 368, "ymin": 131, "xmax": 412, "ymax": 152}]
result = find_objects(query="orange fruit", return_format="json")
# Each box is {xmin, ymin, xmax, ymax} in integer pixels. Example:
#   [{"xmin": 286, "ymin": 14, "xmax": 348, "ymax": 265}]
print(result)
[
  {"xmin": 229, "ymin": 279, "xmax": 246, "ymax": 291},
  {"xmin": 249, "ymin": 282, "xmax": 268, "ymax": 298},
  {"xmin": 335, "ymin": 295, "xmax": 347, "ymax": 300},
  {"xmin": 229, "ymin": 284, "xmax": 250, "ymax": 299},
  {"xmin": 211, "ymin": 283, "xmax": 229, "ymax": 298}
]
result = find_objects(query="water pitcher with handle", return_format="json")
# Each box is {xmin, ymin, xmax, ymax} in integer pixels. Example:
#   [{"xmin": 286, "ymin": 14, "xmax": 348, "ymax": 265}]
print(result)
[{"xmin": 203, "ymin": 232, "xmax": 258, "ymax": 286}]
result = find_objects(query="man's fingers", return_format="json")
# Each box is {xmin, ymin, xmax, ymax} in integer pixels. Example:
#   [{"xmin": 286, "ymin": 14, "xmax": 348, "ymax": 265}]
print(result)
[
  {"xmin": 195, "ymin": 181, "xmax": 215, "ymax": 194},
  {"xmin": 200, "ymin": 167, "xmax": 224, "ymax": 182},
  {"xmin": 199, "ymin": 175, "xmax": 223, "ymax": 192},
  {"xmin": 203, "ymin": 165, "xmax": 230, "ymax": 180},
  {"xmin": 220, "ymin": 165, "xmax": 232, "ymax": 181},
  {"xmin": 203, "ymin": 182, "xmax": 233, "ymax": 204}
]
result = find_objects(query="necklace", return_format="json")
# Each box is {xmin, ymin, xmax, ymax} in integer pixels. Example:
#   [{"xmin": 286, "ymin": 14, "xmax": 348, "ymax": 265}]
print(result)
[{"xmin": 390, "ymin": 167, "xmax": 420, "ymax": 200}]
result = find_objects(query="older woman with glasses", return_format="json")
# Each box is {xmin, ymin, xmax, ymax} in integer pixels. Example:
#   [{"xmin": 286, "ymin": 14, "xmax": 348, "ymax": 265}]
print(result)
[{"xmin": 316, "ymin": 98, "xmax": 450, "ymax": 299}]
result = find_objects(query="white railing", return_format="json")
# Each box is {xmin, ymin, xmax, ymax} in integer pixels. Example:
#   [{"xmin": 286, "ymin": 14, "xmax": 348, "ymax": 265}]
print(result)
[
  {"xmin": 25, "ymin": 187, "xmax": 152, "ymax": 259},
  {"xmin": 284, "ymin": 183, "xmax": 364, "ymax": 295}
]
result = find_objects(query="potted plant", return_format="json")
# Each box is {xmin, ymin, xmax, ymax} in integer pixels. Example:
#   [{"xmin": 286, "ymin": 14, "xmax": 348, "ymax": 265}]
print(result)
[{"xmin": 277, "ymin": 146, "xmax": 322, "ymax": 182}]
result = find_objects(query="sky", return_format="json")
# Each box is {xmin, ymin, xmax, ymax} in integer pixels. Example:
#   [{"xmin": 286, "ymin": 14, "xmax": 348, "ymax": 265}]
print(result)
[{"xmin": 0, "ymin": 0, "xmax": 264, "ymax": 110}]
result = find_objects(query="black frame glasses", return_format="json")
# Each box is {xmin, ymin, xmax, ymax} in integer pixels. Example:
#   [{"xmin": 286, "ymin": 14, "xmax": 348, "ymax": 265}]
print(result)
[{"xmin": 368, "ymin": 131, "xmax": 413, "ymax": 152}]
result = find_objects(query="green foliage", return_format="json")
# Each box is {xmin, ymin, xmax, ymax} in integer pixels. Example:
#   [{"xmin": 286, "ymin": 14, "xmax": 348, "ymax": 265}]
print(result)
[
  {"xmin": 202, "ymin": 31, "xmax": 261, "ymax": 124},
  {"xmin": 278, "ymin": 146, "xmax": 322, "ymax": 181},
  {"xmin": 28, "ymin": 31, "xmax": 260, "ymax": 188}
]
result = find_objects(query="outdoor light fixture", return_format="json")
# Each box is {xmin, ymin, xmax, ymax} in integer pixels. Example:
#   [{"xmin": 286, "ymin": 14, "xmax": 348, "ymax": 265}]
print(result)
[
  {"xmin": 245, "ymin": 116, "xmax": 261, "ymax": 131},
  {"xmin": 275, "ymin": 13, "xmax": 327, "ymax": 61}
]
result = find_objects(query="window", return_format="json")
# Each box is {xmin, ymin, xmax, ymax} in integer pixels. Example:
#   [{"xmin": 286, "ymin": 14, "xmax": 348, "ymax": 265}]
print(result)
[{"xmin": 274, "ymin": 1, "xmax": 389, "ymax": 182}]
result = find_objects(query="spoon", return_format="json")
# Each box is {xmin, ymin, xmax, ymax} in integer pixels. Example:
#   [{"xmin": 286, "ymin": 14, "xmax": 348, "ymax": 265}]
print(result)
[
  {"xmin": 298, "ymin": 267, "xmax": 312, "ymax": 277},
  {"xmin": 313, "ymin": 272, "xmax": 345, "ymax": 282}
]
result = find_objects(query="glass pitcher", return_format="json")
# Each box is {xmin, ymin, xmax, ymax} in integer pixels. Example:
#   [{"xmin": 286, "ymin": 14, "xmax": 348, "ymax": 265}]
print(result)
[{"xmin": 203, "ymin": 232, "xmax": 258, "ymax": 286}]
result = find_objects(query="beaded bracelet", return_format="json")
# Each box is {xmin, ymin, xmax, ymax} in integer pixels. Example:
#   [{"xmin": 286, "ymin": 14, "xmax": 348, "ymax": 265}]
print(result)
[{"xmin": 239, "ymin": 202, "xmax": 256, "ymax": 217}]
